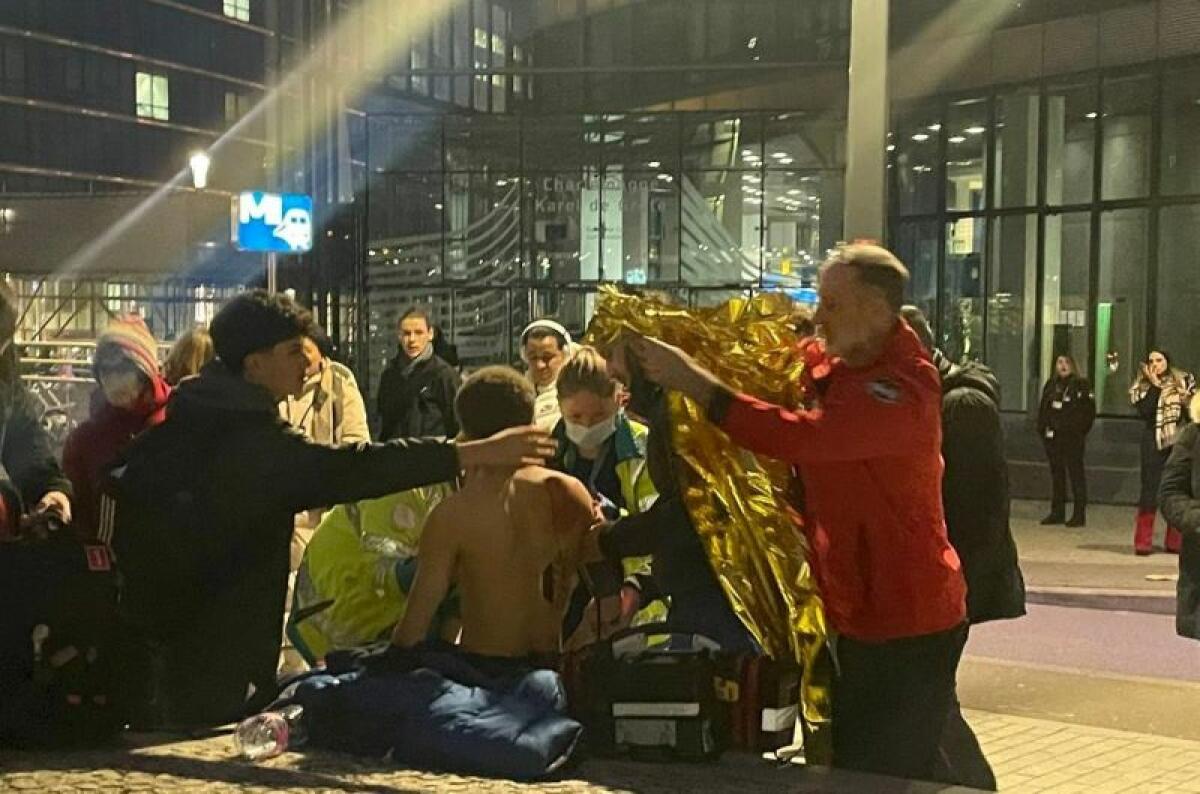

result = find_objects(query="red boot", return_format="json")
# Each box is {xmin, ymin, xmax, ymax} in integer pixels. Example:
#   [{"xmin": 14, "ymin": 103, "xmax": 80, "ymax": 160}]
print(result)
[
  {"xmin": 1134, "ymin": 509, "xmax": 1156, "ymax": 555},
  {"xmin": 1166, "ymin": 526, "xmax": 1183, "ymax": 554}
]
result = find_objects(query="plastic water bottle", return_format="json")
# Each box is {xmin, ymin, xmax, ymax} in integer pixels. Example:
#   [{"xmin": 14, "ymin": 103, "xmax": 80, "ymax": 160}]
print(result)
[{"xmin": 234, "ymin": 704, "xmax": 307, "ymax": 761}]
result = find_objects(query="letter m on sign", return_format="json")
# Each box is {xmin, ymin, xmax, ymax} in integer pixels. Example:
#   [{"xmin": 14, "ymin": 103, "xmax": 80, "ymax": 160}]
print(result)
[{"xmin": 239, "ymin": 192, "xmax": 283, "ymax": 225}]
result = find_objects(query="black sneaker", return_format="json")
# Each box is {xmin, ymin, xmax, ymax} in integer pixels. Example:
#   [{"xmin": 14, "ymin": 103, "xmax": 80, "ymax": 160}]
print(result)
[
  {"xmin": 1040, "ymin": 514, "xmax": 1065, "ymax": 526},
  {"xmin": 1065, "ymin": 513, "xmax": 1086, "ymax": 527}
]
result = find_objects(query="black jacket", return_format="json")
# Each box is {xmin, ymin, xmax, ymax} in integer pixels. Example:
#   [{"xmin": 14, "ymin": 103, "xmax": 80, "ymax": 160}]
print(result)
[
  {"xmin": 113, "ymin": 361, "xmax": 461, "ymax": 726},
  {"xmin": 599, "ymin": 378, "xmax": 712, "ymax": 593},
  {"xmin": 1037, "ymin": 374, "xmax": 1096, "ymax": 442},
  {"xmin": 935, "ymin": 351, "xmax": 1026, "ymax": 625},
  {"xmin": 1158, "ymin": 423, "xmax": 1200, "ymax": 641},
  {"xmin": 377, "ymin": 350, "xmax": 461, "ymax": 441},
  {"xmin": 0, "ymin": 350, "xmax": 72, "ymax": 509}
]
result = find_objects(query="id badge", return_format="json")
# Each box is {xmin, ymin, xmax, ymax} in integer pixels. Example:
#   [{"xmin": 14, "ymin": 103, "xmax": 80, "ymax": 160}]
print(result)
[
  {"xmin": 1045, "ymin": 429, "xmax": 1055, "ymax": 439},
  {"xmin": 1051, "ymin": 400, "xmax": 1063, "ymax": 410}
]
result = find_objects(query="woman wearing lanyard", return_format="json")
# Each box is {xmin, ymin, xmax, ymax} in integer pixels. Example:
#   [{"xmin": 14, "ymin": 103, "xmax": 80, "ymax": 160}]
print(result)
[{"xmin": 550, "ymin": 346, "xmax": 660, "ymax": 646}]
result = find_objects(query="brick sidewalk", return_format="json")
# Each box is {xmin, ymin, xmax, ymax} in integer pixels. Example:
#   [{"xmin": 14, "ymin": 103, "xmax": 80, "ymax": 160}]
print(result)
[
  {"xmin": 968, "ymin": 709, "xmax": 1200, "ymax": 793},
  {"xmin": 4, "ymin": 711, "xmax": 1197, "ymax": 792},
  {"xmin": 0, "ymin": 734, "xmax": 973, "ymax": 793}
]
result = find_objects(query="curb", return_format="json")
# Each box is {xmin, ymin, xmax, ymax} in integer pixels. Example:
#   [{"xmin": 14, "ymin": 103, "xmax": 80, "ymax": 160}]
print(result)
[{"xmin": 1026, "ymin": 586, "xmax": 1175, "ymax": 615}]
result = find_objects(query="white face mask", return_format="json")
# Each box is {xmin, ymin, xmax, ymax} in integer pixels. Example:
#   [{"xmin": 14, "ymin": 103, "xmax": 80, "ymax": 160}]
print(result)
[
  {"xmin": 564, "ymin": 415, "xmax": 617, "ymax": 450},
  {"xmin": 100, "ymin": 370, "xmax": 144, "ymax": 409}
]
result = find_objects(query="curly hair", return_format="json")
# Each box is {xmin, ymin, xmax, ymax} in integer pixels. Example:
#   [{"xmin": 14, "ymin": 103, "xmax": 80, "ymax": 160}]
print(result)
[
  {"xmin": 455, "ymin": 365, "xmax": 535, "ymax": 440},
  {"xmin": 210, "ymin": 290, "xmax": 312, "ymax": 373}
]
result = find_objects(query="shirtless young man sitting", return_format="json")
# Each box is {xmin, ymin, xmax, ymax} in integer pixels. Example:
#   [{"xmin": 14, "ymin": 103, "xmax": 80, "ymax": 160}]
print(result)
[{"xmin": 391, "ymin": 366, "xmax": 595, "ymax": 664}]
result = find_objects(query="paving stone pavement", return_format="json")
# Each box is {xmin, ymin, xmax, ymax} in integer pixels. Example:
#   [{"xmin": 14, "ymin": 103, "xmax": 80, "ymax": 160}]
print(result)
[
  {"xmin": 3, "ymin": 709, "xmax": 1199, "ymax": 792},
  {"xmin": 969, "ymin": 709, "xmax": 1200, "ymax": 793},
  {"xmin": 0, "ymin": 732, "xmax": 970, "ymax": 793}
]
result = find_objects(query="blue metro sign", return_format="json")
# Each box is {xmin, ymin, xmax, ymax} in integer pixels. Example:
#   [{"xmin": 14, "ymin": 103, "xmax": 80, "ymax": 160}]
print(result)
[{"xmin": 232, "ymin": 191, "xmax": 314, "ymax": 254}]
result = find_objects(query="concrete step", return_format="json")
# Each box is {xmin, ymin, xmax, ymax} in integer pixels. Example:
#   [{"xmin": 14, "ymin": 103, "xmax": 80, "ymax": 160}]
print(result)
[{"xmin": 1026, "ymin": 585, "xmax": 1176, "ymax": 616}]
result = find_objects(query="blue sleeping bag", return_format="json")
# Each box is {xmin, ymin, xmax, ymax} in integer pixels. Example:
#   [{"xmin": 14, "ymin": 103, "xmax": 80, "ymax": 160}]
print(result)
[{"xmin": 282, "ymin": 644, "xmax": 583, "ymax": 781}]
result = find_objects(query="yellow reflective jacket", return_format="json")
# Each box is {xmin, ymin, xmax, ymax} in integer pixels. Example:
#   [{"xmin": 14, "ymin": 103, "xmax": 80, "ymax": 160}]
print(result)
[
  {"xmin": 288, "ymin": 484, "xmax": 451, "ymax": 663},
  {"xmin": 552, "ymin": 413, "xmax": 664, "ymax": 624}
]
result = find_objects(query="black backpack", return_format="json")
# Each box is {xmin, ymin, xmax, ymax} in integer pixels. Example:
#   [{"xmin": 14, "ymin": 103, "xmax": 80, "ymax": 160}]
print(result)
[{"xmin": 0, "ymin": 478, "xmax": 122, "ymax": 748}]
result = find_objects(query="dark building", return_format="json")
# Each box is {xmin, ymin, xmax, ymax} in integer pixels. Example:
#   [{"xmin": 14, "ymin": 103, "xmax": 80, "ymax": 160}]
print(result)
[{"xmin": 0, "ymin": 0, "xmax": 359, "ymax": 440}]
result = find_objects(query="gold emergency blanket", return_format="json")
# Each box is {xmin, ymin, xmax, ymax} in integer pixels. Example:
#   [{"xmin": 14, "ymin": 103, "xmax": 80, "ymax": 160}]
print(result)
[{"xmin": 586, "ymin": 286, "xmax": 830, "ymax": 735}]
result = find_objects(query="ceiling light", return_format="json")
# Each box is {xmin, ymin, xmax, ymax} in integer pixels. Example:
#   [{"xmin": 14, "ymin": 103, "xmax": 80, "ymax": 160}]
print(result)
[
  {"xmin": 965, "ymin": 125, "xmax": 986, "ymax": 135},
  {"xmin": 1085, "ymin": 112, "xmax": 1098, "ymax": 120},
  {"xmin": 886, "ymin": 144, "xmax": 896, "ymax": 152},
  {"xmin": 927, "ymin": 123, "xmax": 942, "ymax": 132},
  {"xmin": 949, "ymin": 135, "xmax": 966, "ymax": 144},
  {"xmin": 911, "ymin": 133, "xmax": 930, "ymax": 142},
  {"xmin": 647, "ymin": 160, "xmax": 661, "ymax": 168}
]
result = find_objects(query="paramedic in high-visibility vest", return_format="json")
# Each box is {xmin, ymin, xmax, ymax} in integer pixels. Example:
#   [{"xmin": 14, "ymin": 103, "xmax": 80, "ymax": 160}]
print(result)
[{"xmin": 631, "ymin": 244, "xmax": 987, "ymax": 787}]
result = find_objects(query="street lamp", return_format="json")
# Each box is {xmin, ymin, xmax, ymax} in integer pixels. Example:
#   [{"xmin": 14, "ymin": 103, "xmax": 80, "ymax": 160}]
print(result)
[{"xmin": 188, "ymin": 151, "xmax": 211, "ymax": 189}]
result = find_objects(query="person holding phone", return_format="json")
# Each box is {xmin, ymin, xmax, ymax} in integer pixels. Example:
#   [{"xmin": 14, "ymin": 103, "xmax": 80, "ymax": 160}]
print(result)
[{"xmin": 1130, "ymin": 350, "xmax": 1195, "ymax": 554}]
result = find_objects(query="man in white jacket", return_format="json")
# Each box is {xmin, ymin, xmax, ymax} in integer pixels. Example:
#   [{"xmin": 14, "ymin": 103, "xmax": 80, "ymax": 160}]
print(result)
[
  {"xmin": 279, "ymin": 325, "xmax": 371, "ymax": 672},
  {"xmin": 281, "ymin": 329, "xmax": 370, "ymax": 448},
  {"xmin": 521, "ymin": 319, "xmax": 573, "ymax": 432}
]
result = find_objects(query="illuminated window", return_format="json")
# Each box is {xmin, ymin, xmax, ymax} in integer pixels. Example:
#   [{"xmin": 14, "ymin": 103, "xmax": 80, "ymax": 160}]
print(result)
[
  {"xmin": 223, "ymin": 0, "xmax": 251, "ymax": 22},
  {"xmin": 135, "ymin": 71, "xmax": 169, "ymax": 121}
]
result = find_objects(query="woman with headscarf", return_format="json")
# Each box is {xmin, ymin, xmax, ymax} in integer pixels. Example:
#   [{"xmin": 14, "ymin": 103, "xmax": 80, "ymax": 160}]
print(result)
[
  {"xmin": 1130, "ymin": 349, "xmax": 1195, "ymax": 555},
  {"xmin": 62, "ymin": 315, "xmax": 170, "ymax": 540}
]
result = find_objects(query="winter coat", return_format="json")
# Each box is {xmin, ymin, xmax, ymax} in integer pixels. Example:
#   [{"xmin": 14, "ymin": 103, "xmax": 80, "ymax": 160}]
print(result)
[
  {"xmin": 1134, "ymin": 376, "xmax": 1195, "ymax": 510},
  {"xmin": 1158, "ymin": 422, "xmax": 1200, "ymax": 641},
  {"xmin": 111, "ymin": 360, "xmax": 462, "ymax": 727},
  {"xmin": 281, "ymin": 361, "xmax": 370, "ymax": 447},
  {"xmin": 0, "ymin": 350, "xmax": 72, "ymax": 510},
  {"xmin": 708, "ymin": 321, "xmax": 966, "ymax": 642},
  {"xmin": 62, "ymin": 377, "xmax": 170, "ymax": 540},
  {"xmin": 533, "ymin": 385, "xmax": 561, "ymax": 432},
  {"xmin": 377, "ymin": 350, "xmax": 461, "ymax": 441},
  {"xmin": 1037, "ymin": 374, "xmax": 1095, "ymax": 443},
  {"xmin": 935, "ymin": 351, "xmax": 1026, "ymax": 625}
]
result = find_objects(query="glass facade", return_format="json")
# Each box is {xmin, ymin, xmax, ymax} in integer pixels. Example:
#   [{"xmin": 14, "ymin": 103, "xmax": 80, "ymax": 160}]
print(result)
[
  {"xmin": 360, "ymin": 0, "xmax": 852, "ymax": 393},
  {"xmin": 365, "ymin": 110, "xmax": 846, "ymax": 381},
  {"xmin": 890, "ymin": 63, "xmax": 1200, "ymax": 415}
]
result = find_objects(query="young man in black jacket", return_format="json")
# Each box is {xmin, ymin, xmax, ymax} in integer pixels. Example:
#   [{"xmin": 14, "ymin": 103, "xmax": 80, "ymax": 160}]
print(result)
[
  {"xmin": 900, "ymin": 306, "xmax": 1024, "ymax": 791},
  {"xmin": 900, "ymin": 307, "xmax": 1025, "ymax": 626},
  {"xmin": 112, "ymin": 291, "xmax": 552, "ymax": 729},
  {"xmin": 377, "ymin": 308, "xmax": 461, "ymax": 441}
]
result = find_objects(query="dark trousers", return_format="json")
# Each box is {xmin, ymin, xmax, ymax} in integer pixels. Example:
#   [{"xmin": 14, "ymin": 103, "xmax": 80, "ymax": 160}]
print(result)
[
  {"xmin": 830, "ymin": 623, "xmax": 985, "ymax": 784},
  {"xmin": 1045, "ymin": 436, "xmax": 1087, "ymax": 516}
]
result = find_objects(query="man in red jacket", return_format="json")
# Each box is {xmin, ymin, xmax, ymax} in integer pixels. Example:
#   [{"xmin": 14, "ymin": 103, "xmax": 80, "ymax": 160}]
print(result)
[{"xmin": 633, "ymin": 244, "xmax": 982, "ymax": 785}]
